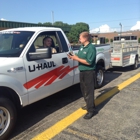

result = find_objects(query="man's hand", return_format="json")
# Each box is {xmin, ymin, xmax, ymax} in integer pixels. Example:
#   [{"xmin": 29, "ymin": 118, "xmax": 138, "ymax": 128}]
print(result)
[
  {"xmin": 67, "ymin": 53, "xmax": 90, "ymax": 65},
  {"xmin": 67, "ymin": 54, "xmax": 78, "ymax": 60}
]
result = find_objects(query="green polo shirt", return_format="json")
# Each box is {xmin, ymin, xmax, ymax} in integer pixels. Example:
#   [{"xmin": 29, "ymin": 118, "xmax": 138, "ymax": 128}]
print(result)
[{"xmin": 77, "ymin": 43, "xmax": 96, "ymax": 71}]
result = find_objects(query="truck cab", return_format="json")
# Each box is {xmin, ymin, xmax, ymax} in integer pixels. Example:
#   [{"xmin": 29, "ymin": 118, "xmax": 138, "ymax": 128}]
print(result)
[{"xmin": 0, "ymin": 27, "xmax": 79, "ymax": 139}]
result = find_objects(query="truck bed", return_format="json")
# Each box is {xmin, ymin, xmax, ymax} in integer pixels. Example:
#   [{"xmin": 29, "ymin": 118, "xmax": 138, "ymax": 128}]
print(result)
[{"xmin": 72, "ymin": 44, "xmax": 110, "ymax": 50}]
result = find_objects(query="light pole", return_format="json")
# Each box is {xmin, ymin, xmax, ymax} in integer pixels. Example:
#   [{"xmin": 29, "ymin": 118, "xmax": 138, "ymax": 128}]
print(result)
[
  {"xmin": 96, "ymin": 28, "xmax": 100, "ymax": 44},
  {"xmin": 119, "ymin": 23, "xmax": 122, "ymax": 40},
  {"xmin": 52, "ymin": 11, "xmax": 54, "ymax": 25}
]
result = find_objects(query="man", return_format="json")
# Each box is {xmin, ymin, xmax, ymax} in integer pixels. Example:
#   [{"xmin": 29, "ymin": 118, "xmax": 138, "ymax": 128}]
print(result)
[
  {"xmin": 43, "ymin": 36, "xmax": 57, "ymax": 53},
  {"xmin": 68, "ymin": 31, "xmax": 97, "ymax": 119}
]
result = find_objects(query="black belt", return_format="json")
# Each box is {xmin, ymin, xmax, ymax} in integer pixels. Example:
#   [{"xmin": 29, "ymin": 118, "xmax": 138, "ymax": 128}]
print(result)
[{"xmin": 80, "ymin": 70, "xmax": 95, "ymax": 72}]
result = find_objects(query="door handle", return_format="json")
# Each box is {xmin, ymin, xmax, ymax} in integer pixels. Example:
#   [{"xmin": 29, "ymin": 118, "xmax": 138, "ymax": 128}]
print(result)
[{"xmin": 62, "ymin": 57, "xmax": 68, "ymax": 64}]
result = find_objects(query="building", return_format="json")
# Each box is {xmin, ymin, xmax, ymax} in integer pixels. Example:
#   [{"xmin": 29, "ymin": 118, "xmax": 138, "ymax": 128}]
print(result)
[
  {"xmin": 0, "ymin": 20, "xmax": 70, "ymax": 33},
  {"xmin": 91, "ymin": 30, "xmax": 140, "ymax": 44}
]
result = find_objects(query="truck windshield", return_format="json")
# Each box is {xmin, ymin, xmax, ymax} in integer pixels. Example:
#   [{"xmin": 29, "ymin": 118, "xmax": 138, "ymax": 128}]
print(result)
[{"xmin": 0, "ymin": 31, "xmax": 34, "ymax": 57}]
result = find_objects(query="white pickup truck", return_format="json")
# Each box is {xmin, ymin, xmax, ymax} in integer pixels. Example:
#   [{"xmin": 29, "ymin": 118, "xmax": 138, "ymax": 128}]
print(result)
[{"xmin": 0, "ymin": 27, "xmax": 111, "ymax": 139}]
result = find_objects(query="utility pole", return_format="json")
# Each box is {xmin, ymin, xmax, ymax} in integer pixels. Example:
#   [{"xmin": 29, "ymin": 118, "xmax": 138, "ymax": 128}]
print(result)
[
  {"xmin": 52, "ymin": 11, "xmax": 54, "ymax": 25},
  {"xmin": 119, "ymin": 23, "xmax": 122, "ymax": 40},
  {"xmin": 98, "ymin": 28, "xmax": 100, "ymax": 44}
]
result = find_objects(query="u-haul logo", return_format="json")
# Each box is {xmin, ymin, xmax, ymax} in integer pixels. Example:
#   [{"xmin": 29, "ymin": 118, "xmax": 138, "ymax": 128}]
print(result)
[
  {"xmin": 29, "ymin": 61, "xmax": 56, "ymax": 72},
  {"xmin": 24, "ymin": 65, "xmax": 78, "ymax": 89}
]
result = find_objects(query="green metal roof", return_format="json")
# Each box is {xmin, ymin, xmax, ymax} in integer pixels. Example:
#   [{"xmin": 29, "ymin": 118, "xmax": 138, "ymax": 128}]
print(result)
[{"xmin": 0, "ymin": 20, "xmax": 70, "ymax": 32}]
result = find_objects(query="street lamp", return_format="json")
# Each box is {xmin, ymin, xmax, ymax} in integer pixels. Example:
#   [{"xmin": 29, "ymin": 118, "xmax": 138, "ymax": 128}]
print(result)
[
  {"xmin": 96, "ymin": 28, "xmax": 100, "ymax": 44},
  {"xmin": 52, "ymin": 11, "xmax": 54, "ymax": 25},
  {"xmin": 119, "ymin": 23, "xmax": 122, "ymax": 40}
]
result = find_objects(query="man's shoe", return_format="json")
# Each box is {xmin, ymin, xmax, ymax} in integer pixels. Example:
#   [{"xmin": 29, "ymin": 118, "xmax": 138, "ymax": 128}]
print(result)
[
  {"xmin": 83, "ymin": 111, "xmax": 98, "ymax": 119},
  {"xmin": 81, "ymin": 105, "xmax": 87, "ymax": 110}
]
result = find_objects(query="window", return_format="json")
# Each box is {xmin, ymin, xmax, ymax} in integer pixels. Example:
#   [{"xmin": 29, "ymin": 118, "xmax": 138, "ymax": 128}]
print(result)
[
  {"xmin": 26, "ymin": 31, "xmax": 69, "ymax": 61},
  {"xmin": 28, "ymin": 31, "xmax": 63, "ymax": 54},
  {"xmin": 0, "ymin": 31, "xmax": 34, "ymax": 57},
  {"xmin": 56, "ymin": 31, "xmax": 68, "ymax": 52}
]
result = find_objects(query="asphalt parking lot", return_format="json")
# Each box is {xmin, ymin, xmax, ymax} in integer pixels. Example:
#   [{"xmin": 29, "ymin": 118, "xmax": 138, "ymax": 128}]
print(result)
[
  {"xmin": 52, "ymin": 78, "xmax": 140, "ymax": 140},
  {"xmin": 10, "ymin": 66, "xmax": 140, "ymax": 140}
]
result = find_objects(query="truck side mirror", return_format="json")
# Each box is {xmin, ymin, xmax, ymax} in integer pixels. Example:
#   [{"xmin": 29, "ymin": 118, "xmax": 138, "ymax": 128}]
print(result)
[{"xmin": 28, "ymin": 47, "xmax": 52, "ymax": 61}]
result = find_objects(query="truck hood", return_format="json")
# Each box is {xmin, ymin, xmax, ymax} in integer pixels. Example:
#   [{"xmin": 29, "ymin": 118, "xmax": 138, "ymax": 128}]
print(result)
[{"xmin": 0, "ymin": 58, "xmax": 7, "ymax": 63}]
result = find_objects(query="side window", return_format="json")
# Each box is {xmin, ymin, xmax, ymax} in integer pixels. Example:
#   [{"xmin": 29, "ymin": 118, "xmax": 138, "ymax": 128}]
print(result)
[
  {"xmin": 28, "ymin": 31, "xmax": 62, "ymax": 54},
  {"xmin": 26, "ymin": 31, "xmax": 65, "ymax": 61},
  {"xmin": 56, "ymin": 31, "xmax": 68, "ymax": 52}
]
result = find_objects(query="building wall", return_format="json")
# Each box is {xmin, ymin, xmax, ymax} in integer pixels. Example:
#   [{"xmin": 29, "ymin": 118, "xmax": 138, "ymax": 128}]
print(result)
[{"xmin": 91, "ymin": 30, "xmax": 140, "ymax": 43}]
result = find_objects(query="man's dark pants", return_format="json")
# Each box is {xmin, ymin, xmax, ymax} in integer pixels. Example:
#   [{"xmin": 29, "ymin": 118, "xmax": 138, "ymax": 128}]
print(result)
[{"xmin": 80, "ymin": 70, "xmax": 95, "ymax": 113}]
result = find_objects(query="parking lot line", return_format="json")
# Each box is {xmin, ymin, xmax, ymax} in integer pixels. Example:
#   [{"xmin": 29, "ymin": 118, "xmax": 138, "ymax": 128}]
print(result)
[{"xmin": 32, "ymin": 73, "xmax": 140, "ymax": 140}]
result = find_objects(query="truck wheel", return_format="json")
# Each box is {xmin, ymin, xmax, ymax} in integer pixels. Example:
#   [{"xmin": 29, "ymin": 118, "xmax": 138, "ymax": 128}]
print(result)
[
  {"xmin": 0, "ymin": 98, "xmax": 17, "ymax": 140},
  {"xmin": 131, "ymin": 57, "xmax": 138, "ymax": 70},
  {"xmin": 95, "ymin": 66, "xmax": 104, "ymax": 89}
]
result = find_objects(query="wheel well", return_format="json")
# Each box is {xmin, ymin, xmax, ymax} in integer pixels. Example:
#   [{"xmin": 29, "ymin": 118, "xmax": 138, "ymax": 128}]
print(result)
[
  {"xmin": 96, "ymin": 59, "xmax": 105, "ymax": 68},
  {"xmin": 0, "ymin": 87, "xmax": 21, "ymax": 110}
]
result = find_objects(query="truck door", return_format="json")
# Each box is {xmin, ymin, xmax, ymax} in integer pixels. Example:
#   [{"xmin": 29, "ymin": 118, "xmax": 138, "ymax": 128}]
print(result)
[{"xmin": 23, "ymin": 31, "xmax": 75, "ymax": 104}]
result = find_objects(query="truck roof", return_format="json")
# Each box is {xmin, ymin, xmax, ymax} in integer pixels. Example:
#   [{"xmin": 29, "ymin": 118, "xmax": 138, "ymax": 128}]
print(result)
[{"xmin": 0, "ymin": 27, "xmax": 62, "ymax": 32}]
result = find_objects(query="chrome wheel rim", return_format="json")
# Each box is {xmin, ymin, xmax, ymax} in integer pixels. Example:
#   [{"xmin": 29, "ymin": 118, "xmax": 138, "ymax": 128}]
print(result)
[
  {"xmin": 135, "ymin": 59, "xmax": 138, "ymax": 68},
  {"xmin": 0, "ymin": 107, "xmax": 10, "ymax": 136},
  {"xmin": 97, "ymin": 70, "xmax": 103, "ymax": 85}
]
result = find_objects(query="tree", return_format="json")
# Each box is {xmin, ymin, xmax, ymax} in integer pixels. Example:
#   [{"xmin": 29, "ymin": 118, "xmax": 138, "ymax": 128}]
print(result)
[
  {"xmin": 53, "ymin": 21, "xmax": 64, "ymax": 26},
  {"xmin": 38, "ymin": 22, "xmax": 42, "ymax": 25},
  {"xmin": 38, "ymin": 22, "xmax": 52, "ymax": 26},
  {"xmin": 68, "ymin": 22, "xmax": 89, "ymax": 43},
  {"xmin": 53, "ymin": 21, "xmax": 71, "ymax": 28},
  {"xmin": 43, "ymin": 22, "xmax": 52, "ymax": 26},
  {"xmin": 105, "ymin": 38, "xmax": 109, "ymax": 43},
  {"xmin": 95, "ymin": 39, "xmax": 98, "ymax": 44},
  {"xmin": 138, "ymin": 38, "xmax": 140, "ymax": 43},
  {"xmin": 37, "ymin": 21, "xmax": 89, "ymax": 43},
  {"xmin": 110, "ymin": 39, "xmax": 113, "ymax": 43}
]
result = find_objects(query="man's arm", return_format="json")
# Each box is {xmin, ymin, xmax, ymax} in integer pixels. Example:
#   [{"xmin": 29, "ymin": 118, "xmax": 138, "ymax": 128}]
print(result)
[
  {"xmin": 67, "ymin": 45, "xmax": 96, "ymax": 66},
  {"xmin": 67, "ymin": 54, "xmax": 90, "ymax": 65}
]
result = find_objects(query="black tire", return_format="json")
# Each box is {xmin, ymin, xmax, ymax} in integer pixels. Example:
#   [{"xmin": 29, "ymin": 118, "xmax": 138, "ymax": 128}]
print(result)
[
  {"xmin": 95, "ymin": 65, "xmax": 104, "ymax": 89},
  {"xmin": 131, "ymin": 57, "xmax": 138, "ymax": 70},
  {"xmin": 0, "ymin": 98, "xmax": 17, "ymax": 140}
]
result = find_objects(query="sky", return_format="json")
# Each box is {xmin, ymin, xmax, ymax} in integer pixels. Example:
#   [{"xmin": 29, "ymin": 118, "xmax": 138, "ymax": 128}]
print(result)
[{"xmin": 1, "ymin": 0, "xmax": 140, "ymax": 33}]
